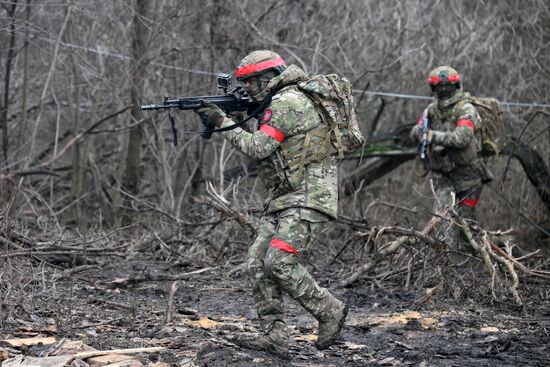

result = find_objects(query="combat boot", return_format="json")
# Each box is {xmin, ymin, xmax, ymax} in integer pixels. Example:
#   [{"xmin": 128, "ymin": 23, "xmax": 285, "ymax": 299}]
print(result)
[
  {"xmin": 231, "ymin": 321, "xmax": 290, "ymax": 360},
  {"xmin": 315, "ymin": 300, "xmax": 349, "ymax": 350}
]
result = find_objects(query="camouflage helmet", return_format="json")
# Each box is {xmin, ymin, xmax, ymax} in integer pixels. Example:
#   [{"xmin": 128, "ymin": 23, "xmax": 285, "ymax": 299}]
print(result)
[
  {"xmin": 428, "ymin": 66, "xmax": 461, "ymax": 86},
  {"xmin": 235, "ymin": 50, "xmax": 286, "ymax": 80}
]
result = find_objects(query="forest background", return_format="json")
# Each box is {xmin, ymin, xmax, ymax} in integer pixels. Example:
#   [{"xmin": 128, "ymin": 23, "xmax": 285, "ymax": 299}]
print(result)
[{"xmin": 1, "ymin": 0, "xmax": 550, "ymax": 333}]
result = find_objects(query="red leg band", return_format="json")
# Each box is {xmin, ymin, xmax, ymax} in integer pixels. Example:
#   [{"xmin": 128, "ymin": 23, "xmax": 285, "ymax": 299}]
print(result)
[
  {"xmin": 270, "ymin": 238, "xmax": 299, "ymax": 255},
  {"xmin": 460, "ymin": 198, "xmax": 478, "ymax": 207}
]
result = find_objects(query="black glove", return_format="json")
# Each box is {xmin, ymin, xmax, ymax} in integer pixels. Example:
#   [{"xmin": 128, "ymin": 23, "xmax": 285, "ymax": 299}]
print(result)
[{"xmin": 196, "ymin": 100, "xmax": 227, "ymax": 128}]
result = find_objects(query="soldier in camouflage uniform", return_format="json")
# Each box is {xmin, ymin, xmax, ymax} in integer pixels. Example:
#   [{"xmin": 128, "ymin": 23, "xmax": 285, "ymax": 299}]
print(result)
[
  {"xmin": 196, "ymin": 50, "xmax": 348, "ymax": 359},
  {"xmin": 411, "ymin": 66, "xmax": 492, "ymax": 244}
]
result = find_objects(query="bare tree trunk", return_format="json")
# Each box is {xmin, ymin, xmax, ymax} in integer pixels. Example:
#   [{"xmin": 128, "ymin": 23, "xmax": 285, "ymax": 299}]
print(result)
[
  {"xmin": 64, "ymin": 10, "xmax": 92, "ymax": 229},
  {"xmin": 1, "ymin": 1, "xmax": 18, "ymax": 168},
  {"xmin": 68, "ymin": 61, "xmax": 87, "ymax": 228},
  {"xmin": 188, "ymin": 0, "xmax": 221, "ymax": 200},
  {"xmin": 26, "ymin": 3, "xmax": 71, "ymax": 169},
  {"xmin": 504, "ymin": 140, "xmax": 550, "ymax": 211},
  {"xmin": 16, "ymin": 0, "xmax": 31, "ymax": 167},
  {"xmin": 121, "ymin": 0, "xmax": 150, "ymax": 224}
]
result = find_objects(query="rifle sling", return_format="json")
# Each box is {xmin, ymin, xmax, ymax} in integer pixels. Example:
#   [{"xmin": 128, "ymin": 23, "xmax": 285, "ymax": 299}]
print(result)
[{"xmin": 205, "ymin": 89, "xmax": 279, "ymax": 134}]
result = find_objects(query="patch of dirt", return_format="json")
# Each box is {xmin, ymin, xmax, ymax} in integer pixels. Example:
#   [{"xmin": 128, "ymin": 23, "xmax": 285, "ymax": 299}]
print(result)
[{"xmin": 1, "ymin": 259, "xmax": 549, "ymax": 366}]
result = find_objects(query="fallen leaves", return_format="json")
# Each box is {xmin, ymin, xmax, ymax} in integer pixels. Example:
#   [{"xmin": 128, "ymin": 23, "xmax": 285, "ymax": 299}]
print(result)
[
  {"xmin": 350, "ymin": 310, "xmax": 440, "ymax": 330},
  {"xmin": 181, "ymin": 317, "xmax": 221, "ymax": 329},
  {"xmin": 178, "ymin": 315, "xmax": 246, "ymax": 330},
  {"xmin": 293, "ymin": 334, "xmax": 317, "ymax": 342},
  {"xmin": 480, "ymin": 326, "xmax": 500, "ymax": 333}
]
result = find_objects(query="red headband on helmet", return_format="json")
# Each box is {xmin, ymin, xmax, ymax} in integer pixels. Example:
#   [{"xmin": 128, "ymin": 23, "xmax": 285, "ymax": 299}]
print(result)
[
  {"xmin": 236, "ymin": 57, "xmax": 286, "ymax": 78},
  {"xmin": 428, "ymin": 74, "xmax": 460, "ymax": 85}
]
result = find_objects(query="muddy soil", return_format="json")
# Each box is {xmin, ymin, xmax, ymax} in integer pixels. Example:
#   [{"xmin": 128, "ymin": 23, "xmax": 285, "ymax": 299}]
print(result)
[{"xmin": 1, "ymin": 258, "xmax": 549, "ymax": 366}]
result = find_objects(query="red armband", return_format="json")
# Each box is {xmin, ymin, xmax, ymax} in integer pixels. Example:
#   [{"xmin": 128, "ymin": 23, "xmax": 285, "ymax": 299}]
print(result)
[
  {"xmin": 456, "ymin": 119, "xmax": 475, "ymax": 132},
  {"xmin": 259, "ymin": 124, "xmax": 285, "ymax": 142}
]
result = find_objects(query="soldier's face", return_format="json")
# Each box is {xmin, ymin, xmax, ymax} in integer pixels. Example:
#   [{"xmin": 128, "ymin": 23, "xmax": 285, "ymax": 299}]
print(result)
[
  {"xmin": 432, "ymin": 84, "xmax": 457, "ymax": 100},
  {"xmin": 240, "ymin": 74, "xmax": 271, "ymax": 101},
  {"xmin": 240, "ymin": 76, "xmax": 261, "ymax": 97}
]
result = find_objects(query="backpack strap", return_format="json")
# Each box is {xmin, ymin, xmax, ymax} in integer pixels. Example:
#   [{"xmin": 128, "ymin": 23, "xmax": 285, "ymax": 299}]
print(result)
[
  {"xmin": 285, "ymin": 126, "xmax": 331, "ymax": 171},
  {"xmin": 330, "ymin": 80, "xmax": 350, "ymax": 159},
  {"xmin": 295, "ymin": 131, "xmax": 312, "ymax": 176},
  {"xmin": 332, "ymin": 125, "xmax": 345, "ymax": 159}
]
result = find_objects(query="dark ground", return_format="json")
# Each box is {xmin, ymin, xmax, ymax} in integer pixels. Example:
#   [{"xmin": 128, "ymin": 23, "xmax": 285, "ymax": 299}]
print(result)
[{"xmin": 1, "ymin": 258, "xmax": 549, "ymax": 367}]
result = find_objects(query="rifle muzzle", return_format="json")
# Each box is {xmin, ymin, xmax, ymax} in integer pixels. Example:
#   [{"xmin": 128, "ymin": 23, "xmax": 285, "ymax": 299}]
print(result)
[{"xmin": 140, "ymin": 104, "xmax": 160, "ymax": 110}]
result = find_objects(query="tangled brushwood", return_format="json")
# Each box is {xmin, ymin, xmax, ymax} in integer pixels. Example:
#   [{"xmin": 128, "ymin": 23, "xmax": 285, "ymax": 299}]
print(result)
[
  {"xmin": 186, "ymin": 182, "xmax": 549, "ymax": 307},
  {"xmin": 337, "ymin": 194, "xmax": 550, "ymax": 306}
]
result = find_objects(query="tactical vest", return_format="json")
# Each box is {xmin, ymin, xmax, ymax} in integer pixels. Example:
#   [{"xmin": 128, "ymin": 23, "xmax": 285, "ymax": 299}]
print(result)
[
  {"xmin": 427, "ymin": 97, "xmax": 480, "ymax": 172},
  {"xmin": 257, "ymin": 86, "xmax": 331, "ymax": 194}
]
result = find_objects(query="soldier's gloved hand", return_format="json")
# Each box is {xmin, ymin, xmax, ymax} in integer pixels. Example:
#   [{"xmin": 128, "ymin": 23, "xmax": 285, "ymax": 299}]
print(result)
[
  {"xmin": 411, "ymin": 125, "xmax": 435, "ymax": 145},
  {"xmin": 196, "ymin": 100, "xmax": 227, "ymax": 127}
]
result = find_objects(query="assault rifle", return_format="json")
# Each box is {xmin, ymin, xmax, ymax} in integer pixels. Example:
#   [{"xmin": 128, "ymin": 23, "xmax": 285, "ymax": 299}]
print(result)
[
  {"xmin": 140, "ymin": 73, "xmax": 255, "ymax": 145},
  {"xmin": 418, "ymin": 109, "xmax": 430, "ymax": 170}
]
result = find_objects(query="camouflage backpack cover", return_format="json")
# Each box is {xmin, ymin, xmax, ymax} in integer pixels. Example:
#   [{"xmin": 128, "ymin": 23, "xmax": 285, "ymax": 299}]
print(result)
[
  {"xmin": 457, "ymin": 95, "xmax": 505, "ymax": 157},
  {"xmin": 470, "ymin": 96, "xmax": 505, "ymax": 157},
  {"xmin": 297, "ymin": 74, "xmax": 366, "ymax": 159}
]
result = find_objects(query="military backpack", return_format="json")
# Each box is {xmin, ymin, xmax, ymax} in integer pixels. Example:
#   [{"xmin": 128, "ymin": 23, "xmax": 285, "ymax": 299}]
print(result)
[
  {"xmin": 456, "ymin": 95, "xmax": 505, "ymax": 157},
  {"xmin": 297, "ymin": 74, "xmax": 366, "ymax": 159}
]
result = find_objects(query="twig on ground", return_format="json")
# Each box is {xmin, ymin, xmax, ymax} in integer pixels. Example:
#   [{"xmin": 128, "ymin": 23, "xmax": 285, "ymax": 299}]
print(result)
[
  {"xmin": 0, "ymin": 248, "xmax": 125, "ymax": 259},
  {"xmin": 164, "ymin": 280, "xmax": 178, "ymax": 324},
  {"xmin": 227, "ymin": 262, "xmax": 247, "ymax": 277},
  {"xmin": 53, "ymin": 265, "xmax": 101, "ymax": 281},
  {"xmin": 338, "ymin": 206, "xmax": 450, "ymax": 288},
  {"xmin": 101, "ymin": 267, "xmax": 215, "ymax": 286},
  {"xmin": 73, "ymin": 317, "xmax": 125, "ymax": 329},
  {"xmin": 452, "ymin": 210, "xmax": 550, "ymax": 305}
]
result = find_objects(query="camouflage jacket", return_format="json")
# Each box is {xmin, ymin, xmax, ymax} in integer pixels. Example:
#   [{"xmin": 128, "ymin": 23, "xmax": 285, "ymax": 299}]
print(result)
[
  {"xmin": 219, "ymin": 65, "xmax": 338, "ymax": 219},
  {"xmin": 413, "ymin": 91, "xmax": 485, "ymax": 192}
]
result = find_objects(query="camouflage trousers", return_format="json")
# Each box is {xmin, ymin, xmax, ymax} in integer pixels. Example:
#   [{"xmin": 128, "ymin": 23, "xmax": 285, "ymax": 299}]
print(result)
[
  {"xmin": 434, "ymin": 175, "xmax": 484, "ymax": 250},
  {"xmin": 247, "ymin": 208, "xmax": 342, "ymax": 338}
]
